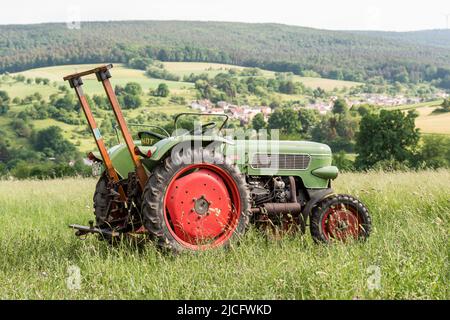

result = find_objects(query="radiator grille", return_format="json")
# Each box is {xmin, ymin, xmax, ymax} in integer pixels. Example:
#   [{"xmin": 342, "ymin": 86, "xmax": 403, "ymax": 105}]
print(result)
[{"xmin": 250, "ymin": 154, "xmax": 311, "ymax": 170}]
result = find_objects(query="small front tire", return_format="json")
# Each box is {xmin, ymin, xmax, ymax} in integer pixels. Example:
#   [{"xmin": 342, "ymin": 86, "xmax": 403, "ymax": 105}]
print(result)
[{"xmin": 310, "ymin": 194, "xmax": 371, "ymax": 243}]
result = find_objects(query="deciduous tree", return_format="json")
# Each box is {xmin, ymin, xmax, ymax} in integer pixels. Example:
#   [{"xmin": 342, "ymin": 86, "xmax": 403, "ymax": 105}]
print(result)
[
  {"xmin": 252, "ymin": 113, "xmax": 266, "ymax": 131},
  {"xmin": 155, "ymin": 83, "xmax": 170, "ymax": 97},
  {"xmin": 355, "ymin": 110, "xmax": 420, "ymax": 169}
]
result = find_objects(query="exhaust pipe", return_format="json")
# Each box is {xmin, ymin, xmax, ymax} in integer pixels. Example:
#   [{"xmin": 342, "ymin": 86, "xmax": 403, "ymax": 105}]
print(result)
[{"xmin": 251, "ymin": 202, "xmax": 301, "ymax": 215}]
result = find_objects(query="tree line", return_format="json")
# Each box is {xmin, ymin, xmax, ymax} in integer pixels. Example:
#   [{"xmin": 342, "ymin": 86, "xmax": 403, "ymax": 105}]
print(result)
[{"xmin": 1, "ymin": 21, "xmax": 450, "ymax": 88}]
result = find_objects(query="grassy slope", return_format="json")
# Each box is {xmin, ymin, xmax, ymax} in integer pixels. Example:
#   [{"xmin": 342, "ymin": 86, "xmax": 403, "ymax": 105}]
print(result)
[
  {"xmin": 415, "ymin": 107, "xmax": 450, "ymax": 135},
  {"xmin": 7, "ymin": 63, "xmax": 361, "ymax": 95},
  {"xmin": 0, "ymin": 63, "xmax": 200, "ymax": 152},
  {"xmin": 383, "ymin": 100, "xmax": 450, "ymax": 135},
  {"xmin": 0, "ymin": 82, "xmax": 58, "ymax": 100},
  {"xmin": 382, "ymin": 99, "xmax": 443, "ymax": 111},
  {"xmin": 0, "ymin": 62, "xmax": 363, "ymax": 152},
  {"xmin": 12, "ymin": 64, "xmax": 195, "ymax": 95},
  {"xmin": 163, "ymin": 62, "xmax": 362, "ymax": 90},
  {"xmin": 0, "ymin": 170, "xmax": 448, "ymax": 299}
]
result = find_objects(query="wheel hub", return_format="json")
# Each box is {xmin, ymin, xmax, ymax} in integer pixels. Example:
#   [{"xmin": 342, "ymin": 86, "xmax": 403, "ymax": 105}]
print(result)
[
  {"xmin": 194, "ymin": 195, "xmax": 210, "ymax": 215},
  {"xmin": 324, "ymin": 205, "xmax": 360, "ymax": 240},
  {"xmin": 337, "ymin": 220, "xmax": 349, "ymax": 230}
]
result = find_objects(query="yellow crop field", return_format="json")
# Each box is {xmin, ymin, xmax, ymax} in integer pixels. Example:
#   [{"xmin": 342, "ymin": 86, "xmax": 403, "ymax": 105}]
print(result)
[{"xmin": 415, "ymin": 106, "xmax": 450, "ymax": 135}]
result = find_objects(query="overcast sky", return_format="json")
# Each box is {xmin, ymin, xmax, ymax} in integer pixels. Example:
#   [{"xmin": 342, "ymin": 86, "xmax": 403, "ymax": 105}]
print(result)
[{"xmin": 1, "ymin": 0, "xmax": 450, "ymax": 31}]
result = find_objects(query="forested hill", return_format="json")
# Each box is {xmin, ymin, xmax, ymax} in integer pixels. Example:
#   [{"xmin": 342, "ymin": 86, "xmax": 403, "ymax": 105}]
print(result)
[
  {"xmin": 1, "ymin": 21, "xmax": 450, "ymax": 86},
  {"xmin": 354, "ymin": 29, "xmax": 450, "ymax": 49}
]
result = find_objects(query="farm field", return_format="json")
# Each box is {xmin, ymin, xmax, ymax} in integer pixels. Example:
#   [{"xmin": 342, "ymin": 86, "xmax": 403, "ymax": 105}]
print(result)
[
  {"xmin": 9, "ymin": 64, "xmax": 195, "ymax": 97},
  {"xmin": 0, "ymin": 63, "xmax": 197, "ymax": 152},
  {"xmin": 162, "ymin": 62, "xmax": 245, "ymax": 78},
  {"xmin": 290, "ymin": 75, "xmax": 361, "ymax": 91},
  {"xmin": 415, "ymin": 106, "xmax": 450, "ymax": 135},
  {"xmin": 0, "ymin": 62, "xmax": 366, "ymax": 153},
  {"xmin": 383, "ymin": 100, "xmax": 450, "ymax": 135},
  {"xmin": 5, "ymin": 62, "xmax": 362, "ymax": 100},
  {"xmin": 384, "ymin": 99, "xmax": 443, "ymax": 111},
  {"xmin": 0, "ymin": 82, "xmax": 59, "ymax": 101},
  {"xmin": 0, "ymin": 170, "xmax": 448, "ymax": 299},
  {"xmin": 162, "ymin": 61, "xmax": 362, "ymax": 90}
]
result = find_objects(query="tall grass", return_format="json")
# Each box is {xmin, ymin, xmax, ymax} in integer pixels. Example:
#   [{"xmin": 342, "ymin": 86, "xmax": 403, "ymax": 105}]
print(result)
[{"xmin": 0, "ymin": 170, "xmax": 448, "ymax": 299}]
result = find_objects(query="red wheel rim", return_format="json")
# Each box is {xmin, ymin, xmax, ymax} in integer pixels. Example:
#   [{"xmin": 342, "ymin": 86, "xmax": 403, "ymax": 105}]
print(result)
[
  {"xmin": 163, "ymin": 163, "xmax": 241, "ymax": 250},
  {"xmin": 321, "ymin": 203, "xmax": 361, "ymax": 241}
]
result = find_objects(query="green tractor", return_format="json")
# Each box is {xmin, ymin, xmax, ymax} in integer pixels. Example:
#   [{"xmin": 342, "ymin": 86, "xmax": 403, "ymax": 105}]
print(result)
[{"xmin": 64, "ymin": 64, "xmax": 371, "ymax": 253}]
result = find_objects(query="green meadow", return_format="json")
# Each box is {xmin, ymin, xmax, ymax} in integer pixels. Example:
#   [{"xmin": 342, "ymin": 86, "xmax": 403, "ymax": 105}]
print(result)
[{"xmin": 0, "ymin": 170, "xmax": 447, "ymax": 299}]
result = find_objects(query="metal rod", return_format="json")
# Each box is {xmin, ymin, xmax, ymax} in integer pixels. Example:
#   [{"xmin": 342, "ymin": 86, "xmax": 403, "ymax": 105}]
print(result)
[
  {"xmin": 69, "ymin": 224, "xmax": 120, "ymax": 237},
  {"xmin": 100, "ymin": 77, "xmax": 148, "ymax": 190},
  {"xmin": 289, "ymin": 176, "xmax": 297, "ymax": 203},
  {"xmin": 63, "ymin": 64, "xmax": 113, "ymax": 81},
  {"xmin": 72, "ymin": 83, "xmax": 126, "ymax": 201}
]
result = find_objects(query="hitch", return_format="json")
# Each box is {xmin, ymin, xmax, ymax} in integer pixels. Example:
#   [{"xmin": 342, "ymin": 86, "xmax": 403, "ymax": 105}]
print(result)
[{"xmin": 69, "ymin": 222, "xmax": 121, "ymax": 238}]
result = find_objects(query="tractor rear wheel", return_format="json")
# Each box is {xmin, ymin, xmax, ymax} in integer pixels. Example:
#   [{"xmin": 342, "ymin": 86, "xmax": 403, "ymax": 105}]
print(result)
[
  {"xmin": 310, "ymin": 194, "xmax": 371, "ymax": 243},
  {"xmin": 142, "ymin": 148, "xmax": 251, "ymax": 253}
]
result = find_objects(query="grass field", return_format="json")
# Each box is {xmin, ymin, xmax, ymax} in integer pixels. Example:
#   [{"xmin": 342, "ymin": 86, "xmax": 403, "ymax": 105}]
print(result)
[
  {"xmin": 0, "ymin": 82, "xmax": 59, "ymax": 100},
  {"xmin": 0, "ymin": 64, "xmax": 195, "ymax": 152},
  {"xmin": 382, "ymin": 100, "xmax": 449, "ymax": 135},
  {"xmin": 162, "ymin": 61, "xmax": 361, "ymax": 90},
  {"xmin": 0, "ymin": 62, "xmax": 363, "ymax": 153},
  {"xmin": 0, "ymin": 170, "xmax": 448, "ymax": 299},
  {"xmin": 415, "ymin": 107, "xmax": 450, "ymax": 135},
  {"xmin": 10, "ymin": 64, "xmax": 195, "ymax": 96},
  {"xmin": 6, "ymin": 62, "xmax": 360, "ymax": 98},
  {"xmin": 163, "ymin": 62, "xmax": 245, "ymax": 78},
  {"xmin": 383, "ymin": 99, "xmax": 443, "ymax": 111}
]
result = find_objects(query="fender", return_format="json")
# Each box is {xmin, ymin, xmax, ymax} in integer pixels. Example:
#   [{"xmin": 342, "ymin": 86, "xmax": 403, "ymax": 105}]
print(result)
[
  {"xmin": 146, "ymin": 135, "xmax": 233, "ymax": 162},
  {"xmin": 302, "ymin": 187, "xmax": 335, "ymax": 221}
]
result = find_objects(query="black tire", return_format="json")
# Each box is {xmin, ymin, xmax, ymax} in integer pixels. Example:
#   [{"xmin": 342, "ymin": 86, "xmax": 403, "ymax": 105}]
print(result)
[
  {"xmin": 93, "ymin": 173, "xmax": 110, "ymax": 227},
  {"xmin": 310, "ymin": 194, "xmax": 371, "ymax": 243},
  {"xmin": 142, "ymin": 147, "xmax": 252, "ymax": 253},
  {"xmin": 93, "ymin": 172, "xmax": 127, "ymax": 243}
]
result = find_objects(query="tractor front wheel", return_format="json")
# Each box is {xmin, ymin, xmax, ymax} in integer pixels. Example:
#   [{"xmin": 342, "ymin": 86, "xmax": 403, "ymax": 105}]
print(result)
[
  {"xmin": 142, "ymin": 148, "xmax": 251, "ymax": 253},
  {"xmin": 310, "ymin": 194, "xmax": 371, "ymax": 243}
]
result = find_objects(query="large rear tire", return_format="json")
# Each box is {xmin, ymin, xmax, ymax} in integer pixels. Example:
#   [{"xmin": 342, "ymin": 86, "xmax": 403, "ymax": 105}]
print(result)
[{"xmin": 142, "ymin": 148, "xmax": 251, "ymax": 253}]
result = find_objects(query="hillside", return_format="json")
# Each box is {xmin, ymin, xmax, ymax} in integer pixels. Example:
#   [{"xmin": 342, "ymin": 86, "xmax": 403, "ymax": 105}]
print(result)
[
  {"xmin": 0, "ymin": 63, "xmax": 198, "ymax": 153},
  {"xmin": 0, "ymin": 62, "xmax": 363, "ymax": 153},
  {"xmin": 1, "ymin": 61, "xmax": 447, "ymax": 158},
  {"xmin": 355, "ymin": 29, "xmax": 450, "ymax": 49},
  {"xmin": 383, "ymin": 100, "xmax": 450, "ymax": 135},
  {"xmin": 1, "ymin": 21, "xmax": 450, "ymax": 86}
]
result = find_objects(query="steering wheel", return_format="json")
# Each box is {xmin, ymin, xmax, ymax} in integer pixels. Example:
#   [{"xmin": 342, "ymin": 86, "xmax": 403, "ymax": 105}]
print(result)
[
  {"xmin": 138, "ymin": 131, "xmax": 167, "ymax": 141},
  {"xmin": 189, "ymin": 122, "xmax": 217, "ymax": 135}
]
